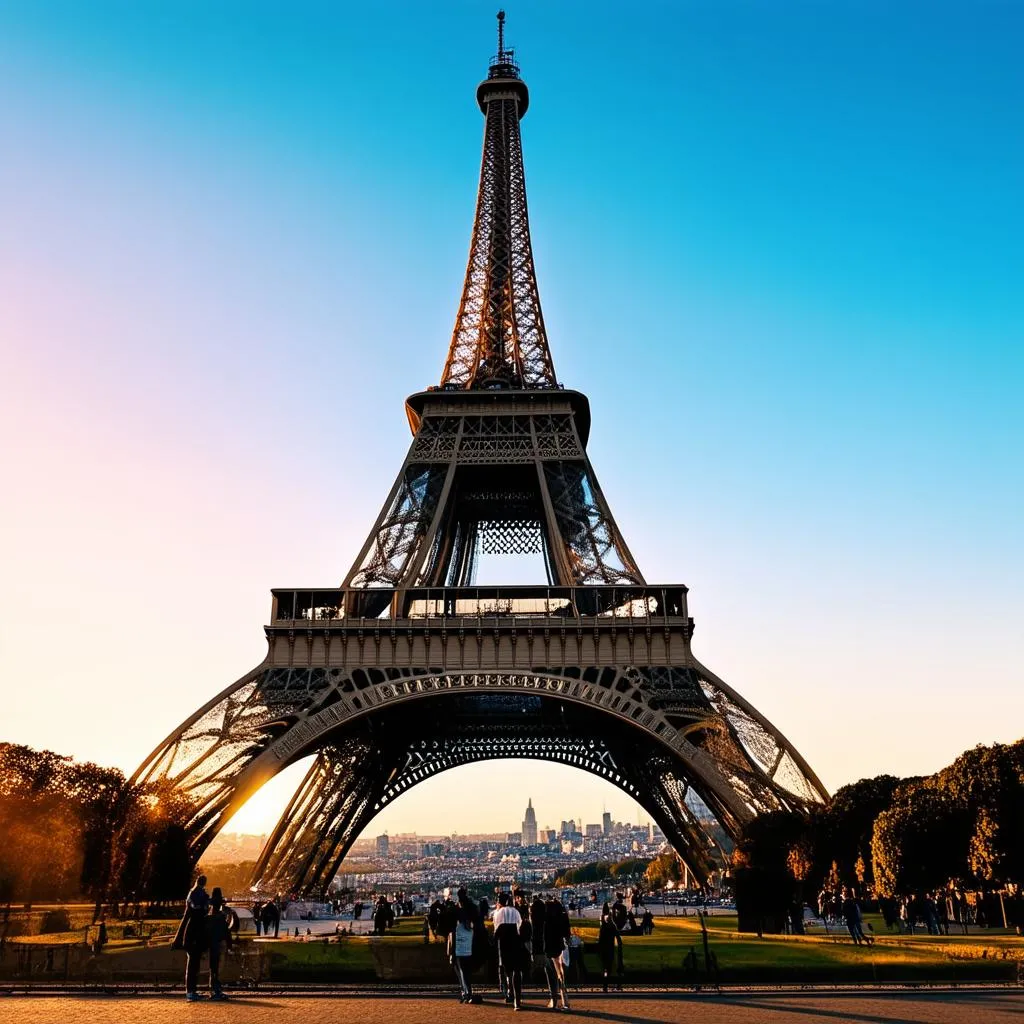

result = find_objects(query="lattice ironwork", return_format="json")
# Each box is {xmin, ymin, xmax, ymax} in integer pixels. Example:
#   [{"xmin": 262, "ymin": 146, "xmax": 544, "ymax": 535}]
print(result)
[
  {"xmin": 345, "ymin": 464, "xmax": 447, "ymax": 588},
  {"xmin": 545, "ymin": 461, "xmax": 643, "ymax": 584},
  {"xmin": 440, "ymin": 24, "xmax": 556, "ymax": 389},
  {"xmin": 132, "ymin": 660, "xmax": 827, "ymax": 890},
  {"xmin": 254, "ymin": 701, "xmax": 736, "ymax": 894}
]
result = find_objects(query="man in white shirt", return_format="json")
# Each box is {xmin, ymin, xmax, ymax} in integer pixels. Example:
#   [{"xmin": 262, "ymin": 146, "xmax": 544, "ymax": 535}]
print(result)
[{"xmin": 492, "ymin": 891, "xmax": 524, "ymax": 1009}]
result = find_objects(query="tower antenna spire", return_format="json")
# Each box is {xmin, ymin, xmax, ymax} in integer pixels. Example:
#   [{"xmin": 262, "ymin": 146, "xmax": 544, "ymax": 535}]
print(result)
[{"xmin": 497, "ymin": 10, "xmax": 506, "ymax": 59}]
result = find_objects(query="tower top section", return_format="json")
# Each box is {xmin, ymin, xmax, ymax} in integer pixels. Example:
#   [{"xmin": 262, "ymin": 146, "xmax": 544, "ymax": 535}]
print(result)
[
  {"xmin": 479, "ymin": 9, "xmax": 528, "ymax": 116},
  {"xmin": 439, "ymin": 11, "xmax": 556, "ymax": 391}
]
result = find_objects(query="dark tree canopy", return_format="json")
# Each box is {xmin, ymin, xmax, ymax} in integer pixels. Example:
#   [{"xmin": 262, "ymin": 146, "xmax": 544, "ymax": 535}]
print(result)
[
  {"xmin": 734, "ymin": 738, "xmax": 1024, "ymax": 930},
  {"xmin": 0, "ymin": 743, "xmax": 193, "ymax": 904}
]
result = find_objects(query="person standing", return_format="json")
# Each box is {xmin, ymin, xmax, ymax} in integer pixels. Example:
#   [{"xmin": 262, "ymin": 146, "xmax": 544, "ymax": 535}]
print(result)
[
  {"xmin": 261, "ymin": 899, "xmax": 280, "ymax": 939},
  {"xmin": 252, "ymin": 900, "xmax": 262, "ymax": 937},
  {"xmin": 173, "ymin": 874, "xmax": 210, "ymax": 1002},
  {"xmin": 567, "ymin": 928, "xmax": 586, "ymax": 984},
  {"xmin": 611, "ymin": 894, "xmax": 627, "ymax": 932},
  {"xmin": 450, "ymin": 887, "xmax": 480, "ymax": 1004},
  {"xmin": 92, "ymin": 916, "xmax": 108, "ymax": 955},
  {"xmin": 529, "ymin": 894, "xmax": 556, "ymax": 1001},
  {"xmin": 492, "ymin": 891, "xmax": 523, "ymax": 1010},
  {"xmin": 597, "ymin": 903, "xmax": 621, "ymax": 992},
  {"xmin": 842, "ymin": 890, "xmax": 866, "ymax": 946},
  {"xmin": 544, "ymin": 895, "xmax": 571, "ymax": 1011},
  {"xmin": 207, "ymin": 888, "xmax": 233, "ymax": 1001}
]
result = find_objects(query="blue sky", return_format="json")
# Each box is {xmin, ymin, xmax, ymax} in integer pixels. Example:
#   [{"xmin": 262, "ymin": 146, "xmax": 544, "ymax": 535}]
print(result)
[{"xmin": 1, "ymin": 1, "xmax": 1021, "ymax": 837}]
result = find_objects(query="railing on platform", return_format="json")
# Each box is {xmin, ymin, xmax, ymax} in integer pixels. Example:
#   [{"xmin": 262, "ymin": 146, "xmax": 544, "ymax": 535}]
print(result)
[{"xmin": 269, "ymin": 585, "xmax": 689, "ymax": 626}]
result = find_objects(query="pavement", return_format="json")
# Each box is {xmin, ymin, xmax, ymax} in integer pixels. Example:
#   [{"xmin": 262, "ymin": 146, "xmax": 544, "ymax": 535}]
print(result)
[{"xmin": 2, "ymin": 990, "xmax": 1023, "ymax": 1023}]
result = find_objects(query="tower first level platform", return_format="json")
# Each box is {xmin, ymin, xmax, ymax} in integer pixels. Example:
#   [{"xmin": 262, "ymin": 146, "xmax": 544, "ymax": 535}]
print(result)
[{"xmin": 267, "ymin": 584, "xmax": 692, "ymax": 670}]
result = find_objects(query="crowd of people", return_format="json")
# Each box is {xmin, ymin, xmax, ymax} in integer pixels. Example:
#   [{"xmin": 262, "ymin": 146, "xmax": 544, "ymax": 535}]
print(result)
[
  {"xmin": 815, "ymin": 887, "xmax": 974, "ymax": 941},
  {"xmin": 170, "ymin": 878, "xmax": 639, "ymax": 1004},
  {"xmin": 426, "ymin": 887, "xmax": 631, "ymax": 1009}
]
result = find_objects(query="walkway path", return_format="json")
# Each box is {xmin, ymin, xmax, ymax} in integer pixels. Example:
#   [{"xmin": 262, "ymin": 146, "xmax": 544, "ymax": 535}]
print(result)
[{"xmin": 3, "ymin": 990, "xmax": 1022, "ymax": 1024}]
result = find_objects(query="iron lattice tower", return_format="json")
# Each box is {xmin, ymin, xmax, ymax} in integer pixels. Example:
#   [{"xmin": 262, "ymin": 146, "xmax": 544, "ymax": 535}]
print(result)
[{"xmin": 131, "ymin": 14, "xmax": 827, "ymax": 895}]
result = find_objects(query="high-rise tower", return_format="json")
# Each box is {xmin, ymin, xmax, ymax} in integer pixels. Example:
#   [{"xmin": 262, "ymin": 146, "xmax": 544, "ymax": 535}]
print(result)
[
  {"xmin": 129, "ymin": 14, "xmax": 827, "ymax": 897},
  {"xmin": 522, "ymin": 797, "xmax": 538, "ymax": 846}
]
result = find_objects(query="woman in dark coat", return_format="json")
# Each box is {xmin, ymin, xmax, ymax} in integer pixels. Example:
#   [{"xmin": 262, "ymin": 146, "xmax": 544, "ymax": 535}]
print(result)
[
  {"xmin": 543, "ymin": 895, "xmax": 571, "ymax": 1010},
  {"xmin": 173, "ymin": 874, "xmax": 210, "ymax": 1002},
  {"xmin": 597, "ymin": 904, "xmax": 621, "ymax": 993}
]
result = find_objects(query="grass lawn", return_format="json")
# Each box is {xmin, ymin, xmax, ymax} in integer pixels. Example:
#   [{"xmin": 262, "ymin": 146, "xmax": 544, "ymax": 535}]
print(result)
[
  {"xmin": 567, "ymin": 914, "xmax": 1024, "ymax": 983},
  {"xmin": 263, "ymin": 938, "xmax": 379, "ymax": 982},
  {"xmin": 262, "ymin": 914, "xmax": 1024, "ymax": 985},
  {"xmin": 8, "ymin": 914, "xmax": 1022, "ymax": 985}
]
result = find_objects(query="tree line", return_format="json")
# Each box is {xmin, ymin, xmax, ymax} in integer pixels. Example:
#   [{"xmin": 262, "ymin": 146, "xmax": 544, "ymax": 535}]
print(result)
[
  {"xmin": 553, "ymin": 856, "xmax": 651, "ymax": 887},
  {"xmin": 3, "ymin": 736, "xmax": 1020, "ymax": 913},
  {"xmin": 0, "ymin": 743, "xmax": 192, "ymax": 906},
  {"xmin": 733, "ymin": 738, "xmax": 1024, "ymax": 929}
]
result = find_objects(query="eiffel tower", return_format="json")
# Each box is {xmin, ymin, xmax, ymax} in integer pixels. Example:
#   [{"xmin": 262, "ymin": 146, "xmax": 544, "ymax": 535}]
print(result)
[{"xmin": 132, "ymin": 13, "xmax": 827, "ymax": 893}]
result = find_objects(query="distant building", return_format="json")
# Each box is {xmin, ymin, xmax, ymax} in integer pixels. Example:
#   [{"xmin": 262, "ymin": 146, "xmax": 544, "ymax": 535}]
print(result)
[
  {"xmin": 559, "ymin": 819, "xmax": 576, "ymax": 838},
  {"xmin": 507, "ymin": 832, "xmax": 523, "ymax": 847},
  {"xmin": 539, "ymin": 828, "xmax": 557, "ymax": 845},
  {"xmin": 375, "ymin": 833, "xmax": 390, "ymax": 858},
  {"xmin": 585, "ymin": 823, "xmax": 603, "ymax": 838},
  {"xmin": 602, "ymin": 811, "xmax": 612, "ymax": 835},
  {"xmin": 522, "ymin": 798, "xmax": 538, "ymax": 846}
]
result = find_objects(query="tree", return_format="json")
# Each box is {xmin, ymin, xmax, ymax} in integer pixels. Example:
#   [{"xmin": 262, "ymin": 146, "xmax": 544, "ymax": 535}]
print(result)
[
  {"xmin": 813, "ymin": 774, "xmax": 902, "ymax": 890},
  {"xmin": 644, "ymin": 852, "xmax": 684, "ymax": 889},
  {"xmin": 871, "ymin": 782, "xmax": 971, "ymax": 897},
  {"xmin": 732, "ymin": 811, "xmax": 810, "ymax": 934},
  {"xmin": 936, "ymin": 741, "xmax": 1024, "ymax": 889}
]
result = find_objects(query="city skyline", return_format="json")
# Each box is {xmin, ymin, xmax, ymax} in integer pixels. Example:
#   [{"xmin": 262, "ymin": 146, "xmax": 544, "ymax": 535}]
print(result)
[{"xmin": 2, "ymin": 3, "xmax": 1022, "ymax": 839}]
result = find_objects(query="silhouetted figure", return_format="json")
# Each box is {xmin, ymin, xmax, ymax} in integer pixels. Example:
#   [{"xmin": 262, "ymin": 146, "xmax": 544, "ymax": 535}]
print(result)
[
  {"xmin": 544, "ymin": 895, "xmax": 571, "ymax": 1010},
  {"xmin": 611, "ymin": 894, "xmax": 628, "ymax": 932},
  {"xmin": 260, "ymin": 900, "xmax": 280, "ymax": 938},
  {"xmin": 373, "ymin": 896, "xmax": 394, "ymax": 935},
  {"xmin": 173, "ymin": 874, "xmax": 210, "ymax": 1001},
  {"xmin": 529, "ymin": 894, "xmax": 557, "ymax": 999},
  {"xmin": 92, "ymin": 917, "xmax": 108, "ymax": 955},
  {"xmin": 843, "ymin": 890, "xmax": 867, "ymax": 945},
  {"xmin": 598, "ymin": 904, "xmax": 622, "ymax": 992},
  {"xmin": 492, "ymin": 891, "xmax": 523, "ymax": 1009},
  {"xmin": 207, "ymin": 888, "xmax": 233, "ymax": 1000}
]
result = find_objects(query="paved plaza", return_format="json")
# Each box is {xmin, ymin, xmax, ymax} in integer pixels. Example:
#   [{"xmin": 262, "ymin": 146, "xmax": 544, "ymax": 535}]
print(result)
[{"xmin": 3, "ymin": 991, "xmax": 1022, "ymax": 1024}]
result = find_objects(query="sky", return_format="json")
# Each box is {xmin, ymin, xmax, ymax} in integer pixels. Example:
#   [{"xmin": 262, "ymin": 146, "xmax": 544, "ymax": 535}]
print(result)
[{"xmin": 1, "ymin": 1, "xmax": 1022, "ymax": 840}]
